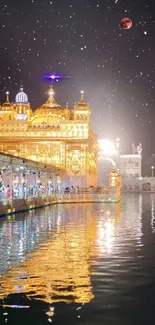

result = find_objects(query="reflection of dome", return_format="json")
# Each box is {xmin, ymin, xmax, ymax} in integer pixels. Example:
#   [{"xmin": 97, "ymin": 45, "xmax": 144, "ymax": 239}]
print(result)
[{"xmin": 15, "ymin": 86, "xmax": 28, "ymax": 103}]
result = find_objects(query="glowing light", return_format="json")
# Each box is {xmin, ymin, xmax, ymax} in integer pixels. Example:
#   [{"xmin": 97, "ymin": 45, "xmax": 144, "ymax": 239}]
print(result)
[
  {"xmin": 16, "ymin": 114, "xmax": 27, "ymax": 120},
  {"xmin": 43, "ymin": 74, "xmax": 71, "ymax": 83},
  {"xmin": 43, "ymin": 74, "xmax": 62, "ymax": 82},
  {"xmin": 97, "ymin": 218, "xmax": 114, "ymax": 254},
  {"xmin": 49, "ymin": 74, "xmax": 61, "ymax": 81},
  {"xmin": 49, "ymin": 88, "xmax": 55, "ymax": 96},
  {"xmin": 98, "ymin": 139, "xmax": 116, "ymax": 155}
]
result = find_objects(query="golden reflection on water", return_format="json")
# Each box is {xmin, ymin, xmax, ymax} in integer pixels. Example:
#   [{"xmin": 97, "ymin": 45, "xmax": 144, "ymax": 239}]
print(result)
[{"xmin": 0, "ymin": 203, "xmax": 121, "ymax": 304}]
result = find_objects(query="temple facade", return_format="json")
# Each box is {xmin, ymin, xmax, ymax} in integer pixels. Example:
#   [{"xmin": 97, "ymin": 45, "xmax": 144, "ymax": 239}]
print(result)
[{"xmin": 0, "ymin": 86, "xmax": 97, "ymax": 188}]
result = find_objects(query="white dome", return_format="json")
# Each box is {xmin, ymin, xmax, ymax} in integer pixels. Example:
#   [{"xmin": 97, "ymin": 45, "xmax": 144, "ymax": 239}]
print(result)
[{"xmin": 15, "ymin": 86, "xmax": 28, "ymax": 103}]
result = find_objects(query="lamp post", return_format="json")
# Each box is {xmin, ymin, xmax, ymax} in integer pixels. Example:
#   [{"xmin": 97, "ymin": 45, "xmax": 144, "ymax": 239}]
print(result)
[{"xmin": 151, "ymin": 166, "xmax": 154, "ymax": 177}]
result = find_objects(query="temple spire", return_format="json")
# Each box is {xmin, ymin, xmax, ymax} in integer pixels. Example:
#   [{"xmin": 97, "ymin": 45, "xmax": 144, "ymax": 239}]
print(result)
[
  {"xmin": 48, "ymin": 85, "xmax": 55, "ymax": 98},
  {"xmin": 44, "ymin": 85, "xmax": 59, "ymax": 107},
  {"xmin": 80, "ymin": 90, "xmax": 84, "ymax": 102},
  {"xmin": 20, "ymin": 80, "xmax": 23, "ymax": 92},
  {"xmin": 6, "ymin": 91, "xmax": 10, "ymax": 103}
]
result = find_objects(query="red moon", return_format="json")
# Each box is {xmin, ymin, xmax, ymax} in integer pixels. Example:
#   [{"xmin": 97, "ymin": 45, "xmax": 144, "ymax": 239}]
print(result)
[{"xmin": 120, "ymin": 18, "xmax": 132, "ymax": 30}]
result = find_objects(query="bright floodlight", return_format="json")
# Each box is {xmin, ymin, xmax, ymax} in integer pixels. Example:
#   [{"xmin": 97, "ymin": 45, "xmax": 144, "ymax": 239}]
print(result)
[
  {"xmin": 98, "ymin": 139, "xmax": 116, "ymax": 155},
  {"xmin": 81, "ymin": 90, "xmax": 84, "ymax": 94}
]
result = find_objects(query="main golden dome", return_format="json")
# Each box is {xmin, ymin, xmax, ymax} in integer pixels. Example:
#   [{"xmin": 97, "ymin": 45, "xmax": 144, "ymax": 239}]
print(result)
[{"xmin": 32, "ymin": 86, "xmax": 65, "ymax": 125}]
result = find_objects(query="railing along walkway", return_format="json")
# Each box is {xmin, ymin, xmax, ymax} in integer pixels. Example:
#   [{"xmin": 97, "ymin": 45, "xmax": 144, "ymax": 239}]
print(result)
[{"xmin": 0, "ymin": 188, "xmax": 120, "ymax": 216}]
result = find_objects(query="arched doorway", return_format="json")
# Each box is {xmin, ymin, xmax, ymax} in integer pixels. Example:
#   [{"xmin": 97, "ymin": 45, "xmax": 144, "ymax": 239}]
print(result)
[{"xmin": 97, "ymin": 157, "xmax": 116, "ymax": 186}]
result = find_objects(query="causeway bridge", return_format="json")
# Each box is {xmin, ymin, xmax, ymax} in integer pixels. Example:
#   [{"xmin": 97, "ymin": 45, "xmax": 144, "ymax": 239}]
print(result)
[{"xmin": 0, "ymin": 152, "xmax": 121, "ymax": 217}]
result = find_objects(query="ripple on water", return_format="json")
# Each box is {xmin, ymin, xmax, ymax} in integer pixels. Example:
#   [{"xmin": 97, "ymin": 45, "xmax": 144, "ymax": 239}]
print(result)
[{"xmin": 0, "ymin": 196, "xmax": 155, "ymax": 324}]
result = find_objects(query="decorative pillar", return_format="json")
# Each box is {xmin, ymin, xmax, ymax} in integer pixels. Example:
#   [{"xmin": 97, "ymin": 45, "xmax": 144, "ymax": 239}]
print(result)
[
  {"xmin": 46, "ymin": 171, "xmax": 48, "ymax": 198},
  {"xmin": 109, "ymin": 169, "xmax": 118, "ymax": 187},
  {"xmin": 21, "ymin": 173, "xmax": 27, "ymax": 199},
  {"xmin": 37, "ymin": 171, "xmax": 41, "ymax": 197},
  {"xmin": 0, "ymin": 171, "xmax": 3, "ymax": 187},
  {"xmin": 13, "ymin": 174, "xmax": 19, "ymax": 199},
  {"xmin": 0, "ymin": 171, "xmax": 4, "ymax": 201},
  {"xmin": 116, "ymin": 173, "xmax": 122, "ymax": 201},
  {"xmin": 10, "ymin": 168, "xmax": 14, "ymax": 208},
  {"xmin": 109, "ymin": 169, "xmax": 118, "ymax": 201},
  {"xmin": 48, "ymin": 175, "xmax": 52, "ymax": 196},
  {"xmin": 109, "ymin": 169, "xmax": 122, "ymax": 201}
]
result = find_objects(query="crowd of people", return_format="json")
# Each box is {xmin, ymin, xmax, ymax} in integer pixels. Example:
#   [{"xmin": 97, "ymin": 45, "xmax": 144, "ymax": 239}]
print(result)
[{"xmin": 0, "ymin": 183, "xmax": 108, "ymax": 202}]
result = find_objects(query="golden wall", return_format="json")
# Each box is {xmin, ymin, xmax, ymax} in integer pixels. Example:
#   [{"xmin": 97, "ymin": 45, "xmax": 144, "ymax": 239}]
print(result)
[{"xmin": 0, "ymin": 88, "xmax": 98, "ymax": 187}]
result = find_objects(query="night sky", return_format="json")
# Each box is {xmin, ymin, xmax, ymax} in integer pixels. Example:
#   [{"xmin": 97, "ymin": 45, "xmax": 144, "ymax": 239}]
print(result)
[{"xmin": 0, "ymin": 0, "xmax": 155, "ymax": 156}]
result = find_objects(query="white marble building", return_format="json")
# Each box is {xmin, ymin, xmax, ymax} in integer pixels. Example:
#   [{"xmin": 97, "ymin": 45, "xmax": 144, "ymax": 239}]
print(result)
[
  {"xmin": 120, "ymin": 154, "xmax": 142, "ymax": 178},
  {"xmin": 122, "ymin": 177, "xmax": 155, "ymax": 192}
]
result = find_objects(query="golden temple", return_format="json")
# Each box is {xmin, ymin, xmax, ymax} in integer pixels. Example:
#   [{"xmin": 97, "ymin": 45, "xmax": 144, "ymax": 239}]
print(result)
[{"xmin": 0, "ymin": 86, "xmax": 97, "ymax": 188}]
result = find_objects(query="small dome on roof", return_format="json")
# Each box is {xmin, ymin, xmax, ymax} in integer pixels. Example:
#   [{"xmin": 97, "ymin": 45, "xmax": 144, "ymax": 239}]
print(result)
[
  {"xmin": 74, "ymin": 90, "xmax": 90, "ymax": 110},
  {"xmin": 15, "ymin": 85, "xmax": 28, "ymax": 103}
]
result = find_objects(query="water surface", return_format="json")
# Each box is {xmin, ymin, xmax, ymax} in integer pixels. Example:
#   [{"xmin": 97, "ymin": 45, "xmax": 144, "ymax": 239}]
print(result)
[{"xmin": 0, "ymin": 193, "xmax": 155, "ymax": 324}]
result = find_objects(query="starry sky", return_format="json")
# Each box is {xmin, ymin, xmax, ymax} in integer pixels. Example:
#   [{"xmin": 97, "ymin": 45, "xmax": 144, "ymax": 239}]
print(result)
[{"xmin": 0, "ymin": 0, "xmax": 155, "ymax": 156}]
